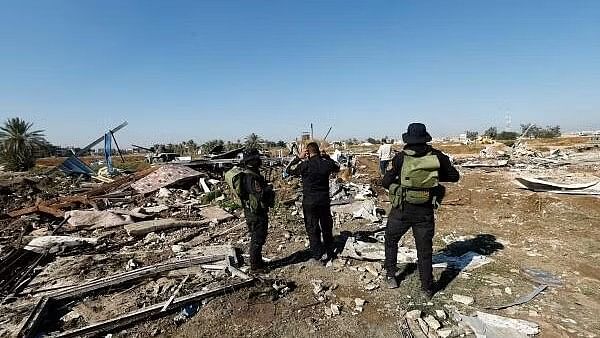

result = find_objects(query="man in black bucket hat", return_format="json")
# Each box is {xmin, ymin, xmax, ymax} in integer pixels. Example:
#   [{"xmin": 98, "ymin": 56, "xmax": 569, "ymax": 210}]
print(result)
[{"xmin": 382, "ymin": 123, "xmax": 459, "ymax": 298}]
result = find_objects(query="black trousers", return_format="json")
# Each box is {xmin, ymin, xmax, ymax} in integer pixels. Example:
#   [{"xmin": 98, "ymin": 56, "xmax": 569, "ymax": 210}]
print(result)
[
  {"xmin": 244, "ymin": 208, "xmax": 269, "ymax": 268},
  {"xmin": 384, "ymin": 206, "xmax": 435, "ymax": 291},
  {"xmin": 302, "ymin": 201, "xmax": 334, "ymax": 259}
]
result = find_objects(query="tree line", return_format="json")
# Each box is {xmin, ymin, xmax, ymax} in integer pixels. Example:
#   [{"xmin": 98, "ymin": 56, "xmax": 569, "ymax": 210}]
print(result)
[
  {"xmin": 0, "ymin": 117, "xmax": 289, "ymax": 171},
  {"xmin": 466, "ymin": 123, "xmax": 561, "ymax": 141}
]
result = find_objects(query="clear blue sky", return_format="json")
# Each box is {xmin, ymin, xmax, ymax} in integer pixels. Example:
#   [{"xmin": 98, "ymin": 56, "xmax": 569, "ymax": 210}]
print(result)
[{"xmin": 1, "ymin": 0, "xmax": 599, "ymax": 147}]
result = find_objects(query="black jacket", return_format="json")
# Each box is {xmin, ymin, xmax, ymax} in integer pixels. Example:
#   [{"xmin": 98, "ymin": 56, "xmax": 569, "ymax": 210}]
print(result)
[
  {"xmin": 382, "ymin": 144, "xmax": 459, "ymax": 215},
  {"xmin": 286, "ymin": 155, "xmax": 340, "ymax": 204}
]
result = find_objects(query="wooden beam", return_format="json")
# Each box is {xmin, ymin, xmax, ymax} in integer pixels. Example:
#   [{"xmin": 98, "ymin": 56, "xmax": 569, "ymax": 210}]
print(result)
[
  {"xmin": 18, "ymin": 296, "xmax": 51, "ymax": 338},
  {"xmin": 51, "ymin": 255, "xmax": 225, "ymax": 301},
  {"xmin": 54, "ymin": 279, "xmax": 255, "ymax": 338},
  {"xmin": 19, "ymin": 255, "xmax": 228, "ymax": 338}
]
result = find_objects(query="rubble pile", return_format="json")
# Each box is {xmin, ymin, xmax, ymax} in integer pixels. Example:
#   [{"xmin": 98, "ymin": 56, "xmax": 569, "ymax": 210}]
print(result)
[
  {"xmin": 1, "ymin": 136, "xmax": 599, "ymax": 337},
  {"xmin": 0, "ymin": 158, "xmax": 285, "ymax": 337}
]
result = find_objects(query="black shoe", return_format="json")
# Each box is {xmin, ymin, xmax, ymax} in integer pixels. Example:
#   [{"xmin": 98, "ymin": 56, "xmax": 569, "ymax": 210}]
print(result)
[
  {"xmin": 249, "ymin": 266, "xmax": 269, "ymax": 274},
  {"xmin": 386, "ymin": 276, "xmax": 399, "ymax": 289},
  {"xmin": 249, "ymin": 260, "xmax": 269, "ymax": 274},
  {"xmin": 307, "ymin": 258, "xmax": 323, "ymax": 266}
]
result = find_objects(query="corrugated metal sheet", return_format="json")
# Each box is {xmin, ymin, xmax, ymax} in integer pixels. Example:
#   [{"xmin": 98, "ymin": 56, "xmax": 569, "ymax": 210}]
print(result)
[{"xmin": 58, "ymin": 155, "xmax": 95, "ymax": 176}]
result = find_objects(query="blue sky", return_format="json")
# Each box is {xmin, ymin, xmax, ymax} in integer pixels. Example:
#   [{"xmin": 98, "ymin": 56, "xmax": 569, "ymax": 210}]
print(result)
[{"xmin": 1, "ymin": 0, "xmax": 599, "ymax": 147}]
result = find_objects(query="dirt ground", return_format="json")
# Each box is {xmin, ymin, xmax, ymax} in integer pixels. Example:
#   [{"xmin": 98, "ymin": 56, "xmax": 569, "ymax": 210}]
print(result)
[{"xmin": 143, "ymin": 148, "xmax": 598, "ymax": 337}]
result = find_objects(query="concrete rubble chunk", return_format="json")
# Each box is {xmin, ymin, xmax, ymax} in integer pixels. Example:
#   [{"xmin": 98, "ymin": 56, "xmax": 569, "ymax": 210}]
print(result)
[
  {"xmin": 437, "ymin": 328, "xmax": 452, "ymax": 338},
  {"xmin": 364, "ymin": 283, "xmax": 379, "ymax": 291},
  {"xmin": 354, "ymin": 298, "xmax": 366, "ymax": 312},
  {"xmin": 330, "ymin": 304, "xmax": 340, "ymax": 316},
  {"xmin": 424, "ymin": 315, "xmax": 441, "ymax": 330},
  {"xmin": 60, "ymin": 310, "xmax": 82, "ymax": 325},
  {"xmin": 171, "ymin": 244, "xmax": 185, "ymax": 253},
  {"xmin": 131, "ymin": 165, "xmax": 202, "ymax": 195},
  {"xmin": 417, "ymin": 318, "xmax": 429, "ymax": 336},
  {"xmin": 340, "ymin": 236, "xmax": 417, "ymax": 262},
  {"xmin": 435, "ymin": 309, "xmax": 447, "ymax": 320},
  {"xmin": 142, "ymin": 205, "xmax": 170, "ymax": 213},
  {"xmin": 452, "ymin": 294, "xmax": 474, "ymax": 305},
  {"xmin": 365, "ymin": 264, "xmax": 380, "ymax": 277},
  {"xmin": 144, "ymin": 232, "xmax": 161, "ymax": 244},
  {"xmin": 24, "ymin": 235, "xmax": 98, "ymax": 254},
  {"xmin": 406, "ymin": 309, "xmax": 422, "ymax": 320},
  {"xmin": 457, "ymin": 310, "xmax": 540, "ymax": 337},
  {"xmin": 199, "ymin": 206, "xmax": 234, "ymax": 223},
  {"xmin": 157, "ymin": 188, "xmax": 172, "ymax": 198},
  {"xmin": 311, "ymin": 280, "xmax": 323, "ymax": 295},
  {"xmin": 351, "ymin": 200, "xmax": 380, "ymax": 222},
  {"xmin": 65, "ymin": 210, "xmax": 136, "ymax": 229}
]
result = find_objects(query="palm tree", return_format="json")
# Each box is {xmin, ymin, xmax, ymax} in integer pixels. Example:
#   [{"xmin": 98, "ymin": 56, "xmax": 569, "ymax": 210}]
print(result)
[
  {"xmin": 0, "ymin": 117, "xmax": 47, "ymax": 171},
  {"xmin": 245, "ymin": 133, "xmax": 262, "ymax": 150},
  {"xmin": 186, "ymin": 139, "xmax": 198, "ymax": 156}
]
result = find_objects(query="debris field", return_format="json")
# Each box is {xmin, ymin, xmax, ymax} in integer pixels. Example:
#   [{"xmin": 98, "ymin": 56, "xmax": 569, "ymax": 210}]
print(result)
[{"xmin": 1, "ymin": 137, "xmax": 599, "ymax": 338}]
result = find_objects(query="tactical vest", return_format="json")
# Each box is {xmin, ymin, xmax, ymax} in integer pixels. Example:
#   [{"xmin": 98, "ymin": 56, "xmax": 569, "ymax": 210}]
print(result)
[
  {"xmin": 225, "ymin": 166, "xmax": 272, "ymax": 212},
  {"xmin": 389, "ymin": 150, "xmax": 440, "ymax": 208}
]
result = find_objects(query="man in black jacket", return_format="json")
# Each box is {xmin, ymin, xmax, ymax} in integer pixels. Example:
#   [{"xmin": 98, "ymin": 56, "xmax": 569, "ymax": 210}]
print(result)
[
  {"xmin": 382, "ymin": 123, "xmax": 459, "ymax": 298},
  {"xmin": 240, "ymin": 149, "xmax": 275, "ymax": 273},
  {"xmin": 286, "ymin": 142, "xmax": 340, "ymax": 264}
]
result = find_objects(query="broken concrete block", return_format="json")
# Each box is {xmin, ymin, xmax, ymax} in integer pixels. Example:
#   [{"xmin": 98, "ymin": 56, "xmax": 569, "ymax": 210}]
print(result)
[
  {"xmin": 143, "ymin": 205, "xmax": 170, "ymax": 213},
  {"xmin": 65, "ymin": 210, "xmax": 135, "ymax": 229},
  {"xmin": 354, "ymin": 298, "xmax": 366, "ymax": 312},
  {"xmin": 330, "ymin": 304, "xmax": 340, "ymax": 316},
  {"xmin": 24, "ymin": 235, "xmax": 98, "ymax": 254},
  {"xmin": 199, "ymin": 206, "xmax": 234, "ymax": 223},
  {"xmin": 144, "ymin": 232, "xmax": 162, "ymax": 244},
  {"xmin": 417, "ymin": 318, "xmax": 429, "ymax": 336},
  {"xmin": 60, "ymin": 310, "xmax": 82, "ymax": 326},
  {"xmin": 406, "ymin": 309, "xmax": 422, "ymax": 320},
  {"xmin": 311, "ymin": 279, "xmax": 324, "ymax": 295},
  {"xmin": 171, "ymin": 244, "xmax": 185, "ymax": 253},
  {"xmin": 437, "ymin": 328, "xmax": 452, "ymax": 338},
  {"xmin": 365, "ymin": 264, "xmax": 380, "ymax": 277},
  {"xmin": 132, "ymin": 165, "xmax": 202, "ymax": 195},
  {"xmin": 125, "ymin": 259, "xmax": 139, "ymax": 271},
  {"xmin": 435, "ymin": 309, "xmax": 447, "ymax": 320},
  {"xmin": 452, "ymin": 294, "xmax": 474, "ymax": 305},
  {"xmin": 157, "ymin": 188, "xmax": 172, "ymax": 198},
  {"xmin": 457, "ymin": 310, "xmax": 540, "ymax": 337},
  {"xmin": 340, "ymin": 236, "xmax": 418, "ymax": 262},
  {"xmin": 424, "ymin": 315, "xmax": 441, "ymax": 330},
  {"xmin": 364, "ymin": 283, "xmax": 379, "ymax": 291}
]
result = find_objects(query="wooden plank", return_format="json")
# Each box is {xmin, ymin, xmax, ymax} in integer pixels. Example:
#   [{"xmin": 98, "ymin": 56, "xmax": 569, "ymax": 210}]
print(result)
[
  {"xmin": 54, "ymin": 279, "xmax": 255, "ymax": 338},
  {"xmin": 7, "ymin": 206, "xmax": 39, "ymax": 218},
  {"xmin": 18, "ymin": 296, "xmax": 51, "ymax": 338},
  {"xmin": 51, "ymin": 255, "xmax": 225, "ymax": 301},
  {"xmin": 124, "ymin": 218, "xmax": 210, "ymax": 237}
]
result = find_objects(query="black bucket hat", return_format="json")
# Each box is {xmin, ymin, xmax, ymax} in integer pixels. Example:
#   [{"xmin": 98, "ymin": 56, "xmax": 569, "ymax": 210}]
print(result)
[
  {"xmin": 242, "ymin": 148, "xmax": 261, "ymax": 165},
  {"xmin": 402, "ymin": 123, "xmax": 432, "ymax": 144}
]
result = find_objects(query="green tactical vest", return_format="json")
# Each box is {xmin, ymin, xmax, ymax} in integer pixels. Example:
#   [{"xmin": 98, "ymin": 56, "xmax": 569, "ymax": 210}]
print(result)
[
  {"xmin": 225, "ymin": 166, "xmax": 261, "ymax": 211},
  {"xmin": 389, "ymin": 150, "xmax": 440, "ymax": 207}
]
